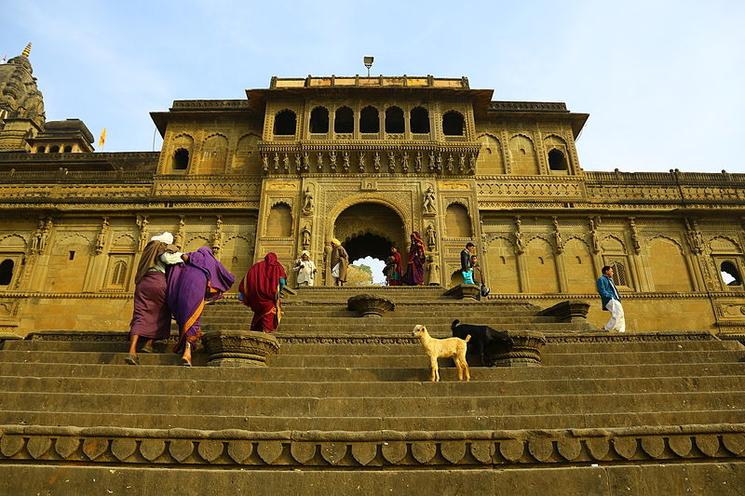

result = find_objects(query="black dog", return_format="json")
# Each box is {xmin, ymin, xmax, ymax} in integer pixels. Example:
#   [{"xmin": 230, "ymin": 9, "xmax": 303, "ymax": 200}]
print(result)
[{"xmin": 451, "ymin": 319, "xmax": 512, "ymax": 366}]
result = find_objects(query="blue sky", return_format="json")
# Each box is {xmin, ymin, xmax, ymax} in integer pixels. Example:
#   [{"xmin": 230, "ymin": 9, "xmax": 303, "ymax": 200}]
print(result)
[{"xmin": 2, "ymin": 0, "xmax": 744, "ymax": 173}]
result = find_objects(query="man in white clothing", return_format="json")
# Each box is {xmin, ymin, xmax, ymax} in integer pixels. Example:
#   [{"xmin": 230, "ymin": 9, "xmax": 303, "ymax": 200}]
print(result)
[{"xmin": 596, "ymin": 265, "xmax": 626, "ymax": 333}]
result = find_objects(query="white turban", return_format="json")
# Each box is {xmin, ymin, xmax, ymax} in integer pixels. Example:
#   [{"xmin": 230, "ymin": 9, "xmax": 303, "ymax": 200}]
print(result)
[{"xmin": 150, "ymin": 232, "xmax": 174, "ymax": 245}]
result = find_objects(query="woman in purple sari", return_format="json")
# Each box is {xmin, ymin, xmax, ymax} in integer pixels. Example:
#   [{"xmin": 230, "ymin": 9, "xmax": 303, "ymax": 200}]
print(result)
[
  {"xmin": 167, "ymin": 246, "xmax": 235, "ymax": 366},
  {"xmin": 404, "ymin": 231, "xmax": 426, "ymax": 286}
]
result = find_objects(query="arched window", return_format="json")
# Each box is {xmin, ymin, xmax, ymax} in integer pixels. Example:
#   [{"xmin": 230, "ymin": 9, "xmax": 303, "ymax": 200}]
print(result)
[
  {"xmin": 410, "ymin": 106, "xmax": 430, "ymax": 134},
  {"xmin": 49, "ymin": 145, "xmax": 60, "ymax": 153},
  {"xmin": 442, "ymin": 111, "xmax": 464, "ymax": 136},
  {"xmin": 36, "ymin": 146, "xmax": 46, "ymax": 153},
  {"xmin": 309, "ymin": 107, "xmax": 329, "ymax": 134},
  {"xmin": 111, "ymin": 260, "xmax": 128, "ymax": 286},
  {"xmin": 0, "ymin": 259, "xmax": 13, "ymax": 285},
  {"xmin": 721, "ymin": 261, "xmax": 743, "ymax": 286},
  {"xmin": 548, "ymin": 149, "xmax": 568, "ymax": 171},
  {"xmin": 385, "ymin": 106, "xmax": 404, "ymax": 133},
  {"xmin": 360, "ymin": 106, "xmax": 379, "ymax": 133},
  {"xmin": 273, "ymin": 110, "xmax": 297, "ymax": 136},
  {"xmin": 172, "ymin": 148, "xmax": 189, "ymax": 170},
  {"xmin": 610, "ymin": 261, "xmax": 628, "ymax": 287},
  {"xmin": 334, "ymin": 106, "xmax": 354, "ymax": 133},
  {"xmin": 63, "ymin": 145, "xmax": 72, "ymax": 153}
]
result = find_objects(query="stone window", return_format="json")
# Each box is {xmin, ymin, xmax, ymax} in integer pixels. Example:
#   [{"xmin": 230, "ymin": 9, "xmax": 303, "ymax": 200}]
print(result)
[
  {"xmin": 548, "ymin": 149, "xmax": 568, "ymax": 171},
  {"xmin": 309, "ymin": 107, "xmax": 329, "ymax": 134},
  {"xmin": 49, "ymin": 145, "xmax": 60, "ymax": 153},
  {"xmin": 445, "ymin": 203, "xmax": 472, "ymax": 238},
  {"xmin": 63, "ymin": 145, "xmax": 72, "ymax": 153},
  {"xmin": 172, "ymin": 148, "xmax": 190, "ymax": 170},
  {"xmin": 0, "ymin": 259, "xmax": 13, "ymax": 286},
  {"xmin": 36, "ymin": 146, "xmax": 46, "ymax": 153},
  {"xmin": 266, "ymin": 203, "xmax": 293, "ymax": 237},
  {"xmin": 410, "ymin": 106, "xmax": 430, "ymax": 134},
  {"xmin": 604, "ymin": 259, "xmax": 628, "ymax": 287},
  {"xmin": 720, "ymin": 261, "xmax": 743, "ymax": 287},
  {"xmin": 334, "ymin": 106, "xmax": 354, "ymax": 133},
  {"xmin": 385, "ymin": 106, "xmax": 404, "ymax": 134},
  {"xmin": 360, "ymin": 106, "xmax": 379, "ymax": 133},
  {"xmin": 442, "ymin": 111, "xmax": 464, "ymax": 136},
  {"xmin": 273, "ymin": 110, "xmax": 297, "ymax": 136},
  {"xmin": 111, "ymin": 260, "xmax": 128, "ymax": 287}
]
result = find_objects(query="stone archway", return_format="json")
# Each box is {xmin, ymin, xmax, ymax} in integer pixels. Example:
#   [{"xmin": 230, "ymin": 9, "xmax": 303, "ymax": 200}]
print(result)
[{"xmin": 334, "ymin": 202, "xmax": 406, "ymax": 255}]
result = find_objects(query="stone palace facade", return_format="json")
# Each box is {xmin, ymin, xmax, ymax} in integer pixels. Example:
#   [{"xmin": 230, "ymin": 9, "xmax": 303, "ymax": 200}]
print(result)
[{"xmin": 1, "ymin": 46, "xmax": 744, "ymax": 335}]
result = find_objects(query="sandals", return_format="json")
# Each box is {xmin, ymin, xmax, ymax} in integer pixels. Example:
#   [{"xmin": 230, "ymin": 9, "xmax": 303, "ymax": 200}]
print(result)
[
  {"xmin": 140, "ymin": 341, "xmax": 154, "ymax": 354},
  {"xmin": 125, "ymin": 354, "xmax": 139, "ymax": 366}
]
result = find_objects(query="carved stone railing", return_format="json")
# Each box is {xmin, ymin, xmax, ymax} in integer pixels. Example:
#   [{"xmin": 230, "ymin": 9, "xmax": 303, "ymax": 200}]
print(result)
[
  {"xmin": 538, "ymin": 300, "xmax": 590, "ymax": 323},
  {"xmin": 347, "ymin": 294, "xmax": 395, "ymax": 317},
  {"xmin": 490, "ymin": 330, "xmax": 547, "ymax": 367},
  {"xmin": 202, "ymin": 330, "xmax": 280, "ymax": 367}
]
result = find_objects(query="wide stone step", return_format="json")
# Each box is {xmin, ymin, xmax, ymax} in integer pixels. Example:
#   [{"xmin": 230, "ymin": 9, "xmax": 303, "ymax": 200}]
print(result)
[
  {"xmin": 206, "ymin": 316, "xmax": 559, "ymax": 325},
  {"xmin": 0, "ymin": 349, "xmax": 740, "ymax": 367},
  {"xmin": 0, "ymin": 361, "xmax": 743, "ymax": 382},
  {"xmin": 2, "ymin": 411, "xmax": 745, "ymax": 435},
  {"xmin": 5, "ymin": 337, "xmax": 738, "ymax": 354},
  {"xmin": 2, "ymin": 375, "xmax": 743, "ymax": 398},
  {"xmin": 1, "ymin": 390, "xmax": 742, "ymax": 417},
  {"xmin": 208, "ymin": 322, "xmax": 591, "ymax": 333},
  {"xmin": 1, "ymin": 409, "xmax": 742, "ymax": 432}
]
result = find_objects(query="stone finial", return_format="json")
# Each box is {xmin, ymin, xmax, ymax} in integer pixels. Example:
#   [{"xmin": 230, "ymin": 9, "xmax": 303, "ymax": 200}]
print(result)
[{"xmin": 22, "ymin": 43, "xmax": 32, "ymax": 58}]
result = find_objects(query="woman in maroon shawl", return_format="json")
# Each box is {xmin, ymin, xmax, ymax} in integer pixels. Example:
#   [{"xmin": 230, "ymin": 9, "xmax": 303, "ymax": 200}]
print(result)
[
  {"xmin": 167, "ymin": 246, "xmax": 235, "ymax": 366},
  {"xmin": 239, "ymin": 252, "xmax": 287, "ymax": 333},
  {"xmin": 404, "ymin": 231, "xmax": 426, "ymax": 286},
  {"xmin": 126, "ymin": 232, "xmax": 184, "ymax": 365}
]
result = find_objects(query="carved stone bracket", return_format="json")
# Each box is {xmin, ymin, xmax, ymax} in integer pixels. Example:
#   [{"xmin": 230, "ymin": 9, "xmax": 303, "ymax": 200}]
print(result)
[
  {"xmin": 202, "ymin": 330, "xmax": 280, "ymax": 367},
  {"xmin": 347, "ymin": 294, "xmax": 396, "ymax": 317},
  {"xmin": 538, "ymin": 300, "xmax": 590, "ymax": 323}
]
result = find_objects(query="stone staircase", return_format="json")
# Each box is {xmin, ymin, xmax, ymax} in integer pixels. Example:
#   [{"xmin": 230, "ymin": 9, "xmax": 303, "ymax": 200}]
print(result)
[{"xmin": 0, "ymin": 286, "xmax": 744, "ymax": 494}]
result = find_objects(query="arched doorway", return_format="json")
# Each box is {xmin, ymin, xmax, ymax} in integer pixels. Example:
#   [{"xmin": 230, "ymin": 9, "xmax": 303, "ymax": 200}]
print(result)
[{"xmin": 333, "ymin": 202, "xmax": 407, "ymax": 284}]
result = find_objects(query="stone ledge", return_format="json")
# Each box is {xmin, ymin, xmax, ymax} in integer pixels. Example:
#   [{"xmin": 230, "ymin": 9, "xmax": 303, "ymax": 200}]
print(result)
[
  {"xmin": 0, "ymin": 423, "xmax": 742, "ymax": 468},
  {"xmin": 538, "ymin": 300, "xmax": 590, "ymax": 323}
]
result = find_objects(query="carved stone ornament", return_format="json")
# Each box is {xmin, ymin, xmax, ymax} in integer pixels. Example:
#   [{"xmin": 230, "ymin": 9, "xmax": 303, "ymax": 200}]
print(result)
[
  {"xmin": 347, "ymin": 294, "xmax": 396, "ymax": 318},
  {"xmin": 425, "ymin": 224, "xmax": 437, "ymax": 251},
  {"xmin": 422, "ymin": 185, "xmax": 437, "ymax": 216},
  {"xmin": 136, "ymin": 215, "xmax": 149, "ymax": 252},
  {"xmin": 94, "ymin": 217, "xmax": 110, "ymax": 255},
  {"xmin": 513, "ymin": 217, "xmax": 525, "ymax": 255},
  {"xmin": 490, "ymin": 330, "xmax": 547, "ymax": 367},
  {"xmin": 301, "ymin": 224, "xmax": 311, "ymax": 250},
  {"xmin": 628, "ymin": 217, "xmax": 641, "ymax": 255},
  {"xmin": 444, "ymin": 284, "xmax": 481, "ymax": 301},
  {"xmin": 302, "ymin": 186, "xmax": 314, "ymax": 216},
  {"xmin": 202, "ymin": 329, "xmax": 280, "ymax": 367}
]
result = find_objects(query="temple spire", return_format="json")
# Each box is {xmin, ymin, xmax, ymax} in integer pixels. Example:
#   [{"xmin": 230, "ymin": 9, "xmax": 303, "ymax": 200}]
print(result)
[{"xmin": 21, "ymin": 43, "xmax": 32, "ymax": 58}]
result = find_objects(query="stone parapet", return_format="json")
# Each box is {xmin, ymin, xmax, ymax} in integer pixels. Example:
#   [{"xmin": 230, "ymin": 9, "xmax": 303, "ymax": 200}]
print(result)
[{"xmin": 202, "ymin": 330, "xmax": 280, "ymax": 367}]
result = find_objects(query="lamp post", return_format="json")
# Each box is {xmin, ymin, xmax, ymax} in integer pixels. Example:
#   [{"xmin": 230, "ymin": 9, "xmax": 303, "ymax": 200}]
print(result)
[{"xmin": 363, "ymin": 56, "xmax": 374, "ymax": 77}]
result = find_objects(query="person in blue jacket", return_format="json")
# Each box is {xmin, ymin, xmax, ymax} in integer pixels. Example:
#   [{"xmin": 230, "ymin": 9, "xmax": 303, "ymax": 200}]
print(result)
[{"xmin": 596, "ymin": 265, "xmax": 626, "ymax": 333}]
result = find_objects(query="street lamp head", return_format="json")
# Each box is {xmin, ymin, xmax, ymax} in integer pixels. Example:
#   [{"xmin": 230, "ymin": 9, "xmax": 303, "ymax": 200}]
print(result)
[{"xmin": 363, "ymin": 56, "xmax": 374, "ymax": 69}]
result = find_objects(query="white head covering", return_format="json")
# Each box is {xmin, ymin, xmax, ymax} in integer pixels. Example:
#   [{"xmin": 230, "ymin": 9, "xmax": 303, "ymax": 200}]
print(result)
[
  {"xmin": 150, "ymin": 232, "xmax": 174, "ymax": 245},
  {"xmin": 300, "ymin": 250, "xmax": 310, "ymax": 258}
]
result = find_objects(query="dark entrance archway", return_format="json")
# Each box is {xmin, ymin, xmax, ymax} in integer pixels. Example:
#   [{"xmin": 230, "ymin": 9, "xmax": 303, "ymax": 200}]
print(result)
[{"xmin": 333, "ymin": 202, "xmax": 407, "ymax": 285}]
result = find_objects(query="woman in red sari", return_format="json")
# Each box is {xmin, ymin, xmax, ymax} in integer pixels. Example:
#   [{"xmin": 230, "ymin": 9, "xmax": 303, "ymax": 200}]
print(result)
[
  {"xmin": 239, "ymin": 253, "xmax": 287, "ymax": 333},
  {"xmin": 404, "ymin": 231, "xmax": 426, "ymax": 286}
]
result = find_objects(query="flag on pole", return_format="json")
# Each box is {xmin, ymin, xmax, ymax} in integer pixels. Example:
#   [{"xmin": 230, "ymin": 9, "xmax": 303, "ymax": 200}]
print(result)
[{"xmin": 98, "ymin": 128, "xmax": 107, "ymax": 150}]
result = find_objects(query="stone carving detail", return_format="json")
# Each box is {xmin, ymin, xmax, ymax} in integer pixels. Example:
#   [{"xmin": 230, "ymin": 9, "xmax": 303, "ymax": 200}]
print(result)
[
  {"xmin": 316, "ymin": 152, "xmax": 324, "ymax": 171},
  {"xmin": 302, "ymin": 186, "xmax": 314, "ymax": 216},
  {"xmin": 628, "ymin": 217, "xmax": 641, "ymax": 255},
  {"xmin": 388, "ymin": 151, "xmax": 396, "ymax": 173},
  {"xmin": 202, "ymin": 329, "xmax": 280, "ymax": 367},
  {"xmin": 491, "ymin": 330, "xmax": 547, "ymax": 367},
  {"xmin": 373, "ymin": 152, "xmax": 381, "ymax": 172},
  {"xmin": 402, "ymin": 152, "xmax": 409, "ymax": 173},
  {"xmin": 211, "ymin": 216, "xmax": 224, "ymax": 256},
  {"xmin": 358, "ymin": 152, "xmax": 366, "ymax": 172},
  {"xmin": 294, "ymin": 153, "xmax": 302, "ymax": 173},
  {"xmin": 426, "ymin": 256, "xmax": 441, "ymax": 285},
  {"xmin": 136, "ymin": 215, "xmax": 149, "ymax": 252},
  {"xmin": 425, "ymin": 223, "xmax": 437, "ymax": 251},
  {"xmin": 342, "ymin": 151, "xmax": 350, "ymax": 172},
  {"xmin": 513, "ymin": 216, "xmax": 525, "ymax": 254},
  {"xmin": 0, "ymin": 424, "xmax": 740, "ymax": 468},
  {"xmin": 552, "ymin": 217, "xmax": 563, "ymax": 254},
  {"xmin": 30, "ymin": 217, "xmax": 52, "ymax": 255},
  {"xmin": 347, "ymin": 294, "xmax": 395, "ymax": 317},
  {"xmin": 685, "ymin": 218, "xmax": 704, "ymax": 255},
  {"xmin": 329, "ymin": 151, "xmax": 337, "ymax": 172},
  {"xmin": 589, "ymin": 217, "xmax": 600, "ymax": 254},
  {"xmin": 415, "ymin": 152, "xmax": 423, "ymax": 172},
  {"xmin": 300, "ymin": 224, "xmax": 311, "ymax": 250},
  {"xmin": 94, "ymin": 217, "xmax": 110, "ymax": 255},
  {"xmin": 174, "ymin": 216, "xmax": 186, "ymax": 248},
  {"xmin": 422, "ymin": 185, "xmax": 437, "ymax": 215}
]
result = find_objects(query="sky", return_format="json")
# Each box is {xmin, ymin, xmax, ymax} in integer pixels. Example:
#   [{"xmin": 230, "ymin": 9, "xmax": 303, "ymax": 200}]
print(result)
[{"xmin": 2, "ymin": 0, "xmax": 744, "ymax": 173}]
